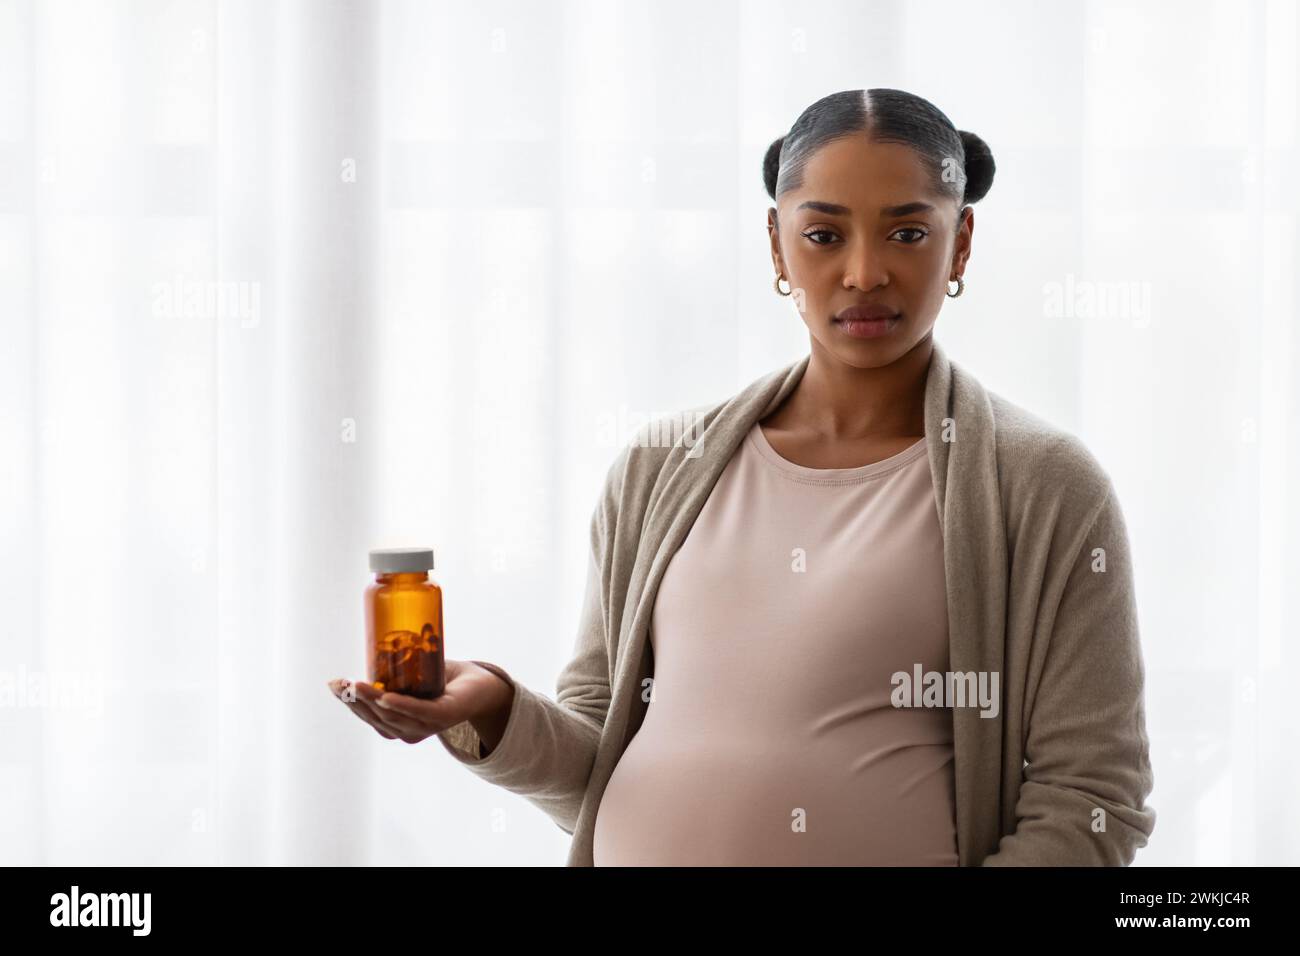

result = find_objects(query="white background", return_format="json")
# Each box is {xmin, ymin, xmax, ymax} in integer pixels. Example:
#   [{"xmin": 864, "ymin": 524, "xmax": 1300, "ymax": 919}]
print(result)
[{"xmin": 1, "ymin": 0, "xmax": 1296, "ymax": 865}]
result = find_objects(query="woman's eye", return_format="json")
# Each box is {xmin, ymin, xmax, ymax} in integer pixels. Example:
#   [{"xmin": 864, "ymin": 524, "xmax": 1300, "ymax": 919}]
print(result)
[
  {"xmin": 802, "ymin": 229, "xmax": 838, "ymax": 245},
  {"xmin": 892, "ymin": 228, "xmax": 928, "ymax": 243}
]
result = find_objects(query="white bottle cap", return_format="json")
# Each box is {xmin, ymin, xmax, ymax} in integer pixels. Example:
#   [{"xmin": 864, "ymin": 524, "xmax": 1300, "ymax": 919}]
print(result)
[{"xmin": 369, "ymin": 547, "xmax": 434, "ymax": 573}]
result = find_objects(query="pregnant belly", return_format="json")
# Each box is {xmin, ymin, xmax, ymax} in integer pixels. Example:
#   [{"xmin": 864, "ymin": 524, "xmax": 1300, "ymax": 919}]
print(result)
[{"xmin": 592, "ymin": 731, "xmax": 960, "ymax": 866}]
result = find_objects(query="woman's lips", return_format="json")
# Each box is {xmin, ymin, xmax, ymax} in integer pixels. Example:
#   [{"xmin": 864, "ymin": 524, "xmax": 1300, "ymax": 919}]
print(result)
[{"xmin": 833, "ymin": 315, "xmax": 901, "ymax": 339}]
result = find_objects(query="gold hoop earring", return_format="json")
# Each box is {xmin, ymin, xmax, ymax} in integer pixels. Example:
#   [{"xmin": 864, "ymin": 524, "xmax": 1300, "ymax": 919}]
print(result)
[
  {"xmin": 946, "ymin": 275, "xmax": 965, "ymax": 298},
  {"xmin": 774, "ymin": 273, "xmax": 792, "ymax": 296}
]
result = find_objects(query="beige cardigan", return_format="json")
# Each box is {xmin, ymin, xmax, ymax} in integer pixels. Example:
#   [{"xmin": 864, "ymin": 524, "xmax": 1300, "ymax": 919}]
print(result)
[{"xmin": 439, "ymin": 339, "xmax": 1157, "ymax": 865}]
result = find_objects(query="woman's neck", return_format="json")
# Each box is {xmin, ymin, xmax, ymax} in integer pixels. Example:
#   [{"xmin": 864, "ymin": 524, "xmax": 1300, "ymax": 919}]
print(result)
[{"xmin": 767, "ymin": 333, "xmax": 933, "ymax": 441}]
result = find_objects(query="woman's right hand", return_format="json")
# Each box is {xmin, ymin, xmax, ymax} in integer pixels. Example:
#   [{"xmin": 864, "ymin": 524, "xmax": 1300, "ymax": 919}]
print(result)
[{"xmin": 327, "ymin": 659, "xmax": 513, "ymax": 749}]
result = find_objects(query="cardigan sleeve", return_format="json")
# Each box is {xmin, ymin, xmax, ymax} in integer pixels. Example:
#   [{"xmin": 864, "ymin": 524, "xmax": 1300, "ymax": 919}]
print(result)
[
  {"xmin": 982, "ymin": 483, "xmax": 1157, "ymax": 865},
  {"xmin": 434, "ymin": 482, "xmax": 614, "ymax": 835}
]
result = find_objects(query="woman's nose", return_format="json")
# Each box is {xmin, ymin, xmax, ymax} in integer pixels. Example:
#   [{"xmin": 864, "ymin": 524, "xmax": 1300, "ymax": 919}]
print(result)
[{"xmin": 842, "ymin": 241, "xmax": 889, "ymax": 290}]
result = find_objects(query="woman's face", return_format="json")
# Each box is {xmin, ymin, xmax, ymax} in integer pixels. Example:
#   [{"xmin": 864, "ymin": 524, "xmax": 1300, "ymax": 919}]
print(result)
[{"xmin": 767, "ymin": 135, "xmax": 973, "ymax": 369}]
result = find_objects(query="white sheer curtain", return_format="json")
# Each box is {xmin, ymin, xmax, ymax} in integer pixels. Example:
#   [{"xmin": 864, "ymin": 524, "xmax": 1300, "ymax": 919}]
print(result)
[{"xmin": 1, "ymin": 0, "xmax": 1295, "ymax": 865}]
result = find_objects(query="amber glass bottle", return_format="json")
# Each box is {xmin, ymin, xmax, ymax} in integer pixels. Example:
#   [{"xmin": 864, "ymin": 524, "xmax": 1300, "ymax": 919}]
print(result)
[{"xmin": 364, "ymin": 548, "xmax": 445, "ymax": 700}]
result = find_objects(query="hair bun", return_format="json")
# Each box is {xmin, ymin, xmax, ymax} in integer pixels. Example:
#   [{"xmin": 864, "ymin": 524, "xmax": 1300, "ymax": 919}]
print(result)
[
  {"xmin": 762, "ymin": 135, "xmax": 785, "ymax": 201},
  {"xmin": 958, "ymin": 130, "xmax": 995, "ymax": 205}
]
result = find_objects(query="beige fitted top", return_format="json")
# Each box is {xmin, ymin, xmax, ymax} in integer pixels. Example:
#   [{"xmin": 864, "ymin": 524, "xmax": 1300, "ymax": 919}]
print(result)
[{"xmin": 592, "ymin": 421, "xmax": 958, "ymax": 865}]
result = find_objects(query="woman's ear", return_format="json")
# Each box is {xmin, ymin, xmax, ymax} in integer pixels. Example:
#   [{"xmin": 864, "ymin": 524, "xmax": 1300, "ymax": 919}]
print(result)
[
  {"xmin": 951, "ymin": 206, "xmax": 974, "ymax": 275},
  {"xmin": 767, "ymin": 207, "xmax": 783, "ymax": 274}
]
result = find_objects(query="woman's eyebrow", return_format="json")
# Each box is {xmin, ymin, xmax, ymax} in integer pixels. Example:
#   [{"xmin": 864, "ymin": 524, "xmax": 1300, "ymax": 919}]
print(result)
[{"xmin": 795, "ymin": 199, "xmax": 936, "ymax": 217}]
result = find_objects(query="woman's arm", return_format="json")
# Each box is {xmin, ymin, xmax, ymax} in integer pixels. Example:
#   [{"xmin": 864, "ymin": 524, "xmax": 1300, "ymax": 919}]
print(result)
[{"xmin": 982, "ymin": 484, "xmax": 1157, "ymax": 865}]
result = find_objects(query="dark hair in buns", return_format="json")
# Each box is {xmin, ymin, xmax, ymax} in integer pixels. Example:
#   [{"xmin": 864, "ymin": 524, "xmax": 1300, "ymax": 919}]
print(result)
[{"xmin": 763, "ymin": 89, "xmax": 995, "ymax": 227}]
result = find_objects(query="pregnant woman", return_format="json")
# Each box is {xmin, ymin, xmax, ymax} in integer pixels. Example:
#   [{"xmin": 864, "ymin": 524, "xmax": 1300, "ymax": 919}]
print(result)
[{"xmin": 329, "ymin": 88, "xmax": 1156, "ymax": 866}]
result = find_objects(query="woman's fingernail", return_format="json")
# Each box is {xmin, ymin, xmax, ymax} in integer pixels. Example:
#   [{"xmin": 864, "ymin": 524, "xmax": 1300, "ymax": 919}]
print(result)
[{"xmin": 374, "ymin": 695, "xmax": 388, "ymax": 708}]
